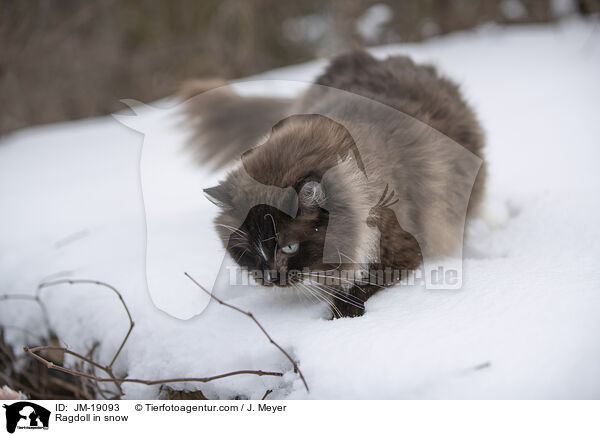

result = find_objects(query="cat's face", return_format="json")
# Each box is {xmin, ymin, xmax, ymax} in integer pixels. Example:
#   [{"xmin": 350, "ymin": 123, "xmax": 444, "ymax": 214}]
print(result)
[
  {"xmin": 223, "ymin": 203, "xmax": 330, "ymax": 286},
  {"xmin": 209, "ymin": 176, "xmax": 336, "ymax": 287}
]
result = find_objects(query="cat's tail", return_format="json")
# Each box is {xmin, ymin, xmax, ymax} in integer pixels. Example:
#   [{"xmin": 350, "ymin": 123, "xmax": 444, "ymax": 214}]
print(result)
[{"xmin": 179, "ymin": 79, "xmax": 293, "ymax": 169}]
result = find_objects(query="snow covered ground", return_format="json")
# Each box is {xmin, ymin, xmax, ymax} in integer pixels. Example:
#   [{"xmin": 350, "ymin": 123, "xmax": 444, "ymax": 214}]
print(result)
[{"xmin": 1, "ymin": 18, "xmax": 599, "ymax": 399}]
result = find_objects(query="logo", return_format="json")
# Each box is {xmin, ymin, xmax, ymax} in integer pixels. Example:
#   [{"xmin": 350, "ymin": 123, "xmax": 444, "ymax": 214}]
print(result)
[{"xmin": 2, "ymin": 402, "xmax": 50, "ymax": 433}]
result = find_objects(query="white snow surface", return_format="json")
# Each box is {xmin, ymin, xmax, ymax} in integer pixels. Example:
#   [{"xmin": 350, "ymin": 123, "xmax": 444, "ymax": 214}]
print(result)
[{"xmin": 1, "ymin": 19, "xmax": 599, "ymax": 399}]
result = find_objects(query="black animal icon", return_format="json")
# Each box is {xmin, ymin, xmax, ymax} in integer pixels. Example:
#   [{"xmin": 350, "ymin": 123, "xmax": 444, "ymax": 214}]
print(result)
[{"xmin": 3, "ymin": 402, "xmax": 50, "ymax": 434}]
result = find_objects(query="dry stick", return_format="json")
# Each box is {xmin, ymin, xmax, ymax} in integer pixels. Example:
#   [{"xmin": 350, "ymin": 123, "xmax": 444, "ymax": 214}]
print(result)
[
  {"xmin": 37, "ymin": 279, "xmax": 134, "ymax": 370},
  {"xmin": 24, "ymin": 346, "xmax": 282, "ymax": 385},
  {"xmin": 0, "ymin": 277, "xmax": 288, "ymax": 395},
  {"xmin": 85, "ymin": 342, "xmax": 111, "ymax": 400},
  {"xmin": 0, "ymin": 294, "xmax": 37, "ymax": 302},
  {"xmin": 86, "ymin": 341, "xmax": 121, "ymax": 400},
  {"xmin": 32, "ymin": 346, "xmax": 107, "ymax": 373},
  {"xmin": 261, "ymin": 389, "xmax": 273, "ymax": 400},
  {"xmin": 6, "ymin": 280, "xmax": 286, "ymax": 399},
  {"xmin": 37, "ymin": 279, "xmax": 132, "ymax": 396},
  {"xmin": 184, "ymin": 272, "xmax": 310, "ymax": 393},
  {"xmin": 1, "ymin": 316, "xmax": 53, "ymax": 392},
  {"xmin": 0, "ymin": 331, "xmax": 60, "ymax": 399},
  {"xmin": 1, "ymin": 292, "xmax": 52, "ymax": 331},
  {"xmin": 2, "ymin": 281, "xmax": 129, "ymax": 396}
]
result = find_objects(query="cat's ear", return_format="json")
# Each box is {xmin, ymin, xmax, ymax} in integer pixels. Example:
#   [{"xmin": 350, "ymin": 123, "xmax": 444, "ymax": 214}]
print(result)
[
  {"xmin": 271, "ymin": 114, "xmax": 322, "ymax": 132},
  {"xmin": 204, "ymin": 184, "xmax": 233, "ymax": 209},
  {"xmin": 298, "ymin": 180, "xmax": 326, "ymax": 212}
]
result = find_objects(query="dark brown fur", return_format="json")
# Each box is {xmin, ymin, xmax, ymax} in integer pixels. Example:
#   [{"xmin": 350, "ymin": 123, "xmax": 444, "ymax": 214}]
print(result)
[{"xmin": 182, "ymin": 51, "xmax": 486, "ymax": 318}]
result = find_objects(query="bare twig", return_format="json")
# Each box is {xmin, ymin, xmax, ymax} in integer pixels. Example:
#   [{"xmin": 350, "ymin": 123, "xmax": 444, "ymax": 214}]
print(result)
[
  {"xmin": 85, "ymin": 341, "xmax": 110, "ymax": 399},
  {"xmin": 0, "ymin": 290, "xmax": 52, "ymax": 336},
  {"xmin": 3, "ymin": 277, "xmax": 289, "ymax": 399},
  {"xmin": 261, "ymin": 389, "xmax": 273, "ymax": 400},
  {"xmin": 32, "ymin": 346, "xmax": 107, "ymax": 373},
  {"xmin": 184, "ymin": 272, "xmax": 310, "ymax": 393},
  {"xmin": 0, "ymin": 293, "xmax": 51, "ymax": 332},
  {"xmin": 24, "ymin": 346, "xmax": 282, "ymax": 385},
  {"xmin": 0, "ymin": 294, "xmax": 37, "ymax": 302},
  {"xmin": 37, "ymin": 279, "xmax": 134, "ymax": 370}
]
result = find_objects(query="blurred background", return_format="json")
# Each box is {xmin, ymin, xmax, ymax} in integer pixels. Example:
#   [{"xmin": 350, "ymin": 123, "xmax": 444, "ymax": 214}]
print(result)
[{"xmin": 1, "ymin": 0, "xmax": 598, "ymax": 135}]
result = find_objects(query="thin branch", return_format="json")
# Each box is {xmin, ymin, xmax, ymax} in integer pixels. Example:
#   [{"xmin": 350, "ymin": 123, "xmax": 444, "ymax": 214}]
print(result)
[
  {"xmin": 29, "ymin": 346, "xmax": 106, "ymax": 373},
  {"xmin": 0, "ymin": 294, "xmax": 37, "ymax": 302},
  {"xmin": 0, "ymin": 292, "xmax": 51, "ymax": 334},
  {"xmin": 24, "ymin": 346, "xmax": 282, "ymax": 385},
  {"xmin": 184, "ymin": 272, "xmax": 310, "ymax": 393},
  {"xmin": 37, "ymin": 279, "xmax": 135, "ymax": 370},
  {"xmin": 84, "ymin": 342, "xmax": 109, "ymax": 398},
  {"xmin": 5, "ymin": 277, "xmax": 289, "ymax": 399},
  {"xmin": 261, "ymin": 389, "xmax": 273, "ymax": 400}
]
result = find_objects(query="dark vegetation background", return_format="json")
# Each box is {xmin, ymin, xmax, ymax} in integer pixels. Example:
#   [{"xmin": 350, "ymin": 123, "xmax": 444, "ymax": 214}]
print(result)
[{"xmin": 1, "ymin": 0, "xmax": 598, "ymax": 135}]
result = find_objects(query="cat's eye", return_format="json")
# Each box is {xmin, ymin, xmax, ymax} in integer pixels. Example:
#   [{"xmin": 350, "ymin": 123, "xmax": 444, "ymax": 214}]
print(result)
[{"xmin": 281, "ymin": 243, "xmax": 299, "ymax": 254}]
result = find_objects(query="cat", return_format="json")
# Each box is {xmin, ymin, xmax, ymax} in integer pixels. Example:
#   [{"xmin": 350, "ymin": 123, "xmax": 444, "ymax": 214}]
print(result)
[{"xmin": 181, "ymin": 50, "xmax": 485, "ymax": 318}]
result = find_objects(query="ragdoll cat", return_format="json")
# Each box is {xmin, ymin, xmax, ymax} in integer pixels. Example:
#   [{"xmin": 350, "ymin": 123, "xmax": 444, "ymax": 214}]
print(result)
[{"xmin": 182, "ymin": 51, "xmax": 485, "ymax": 318}]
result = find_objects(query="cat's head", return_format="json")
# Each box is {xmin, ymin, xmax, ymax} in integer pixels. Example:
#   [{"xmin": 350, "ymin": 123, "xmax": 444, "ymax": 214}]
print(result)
[{"xmin": 205, "ymin": 114, "xmax": 374, "ymax": 287}]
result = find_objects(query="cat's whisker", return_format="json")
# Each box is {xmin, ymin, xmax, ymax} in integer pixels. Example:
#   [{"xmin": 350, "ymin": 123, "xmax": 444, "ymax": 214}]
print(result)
[
  {"xmin": 333, "ymin": 251, "xmax": 387, "ymax": 290},
  {"xmin": 313, "ymin": 280, "xmax": 365, "ymax": 305},
  {"xmin": 298, "ymin": 281, "xmax": 325, "ymax": 308},
  {"xmin": 299, "ymin": 272, "xmax": 364, "ymax": 297},
  {"xmin": 226, "ymin": 235, "xmax": 247, "ymax": 242},
  {"xmin": 300, "ymin": 270, "xmax": 383, "ymax": 291},
  {"xmin": 300, "ymin": 272, "xmax": 354, "ymax": 288},
  {"xmin": 230, "ymin": 241, "xmax": 247, "ymax": 247},
  {"xmin": 301, "ymin": 281, "xmax": 341, "ymax": 318},
  {"xmin": 311, "ymin": 285, "xmax": 364, "ymax": 311},
  {"xmin": 216, "ymin": 223, "xmax": 248, "ymax": 235},
  {"xmin": 235, "ymin": 249, "xmax": 248, "ymax": 263},
  {"xmin": 220, "ymin": 232, "xmax": 245, "ymax": 240},
  {"xmin": 307, "ymin": 279, "xmax": 364, "ymax": 308},
  {"xmin": 263, "ymin": 213, "xmax": 278, "ymax": 239},
  {"xmin": 337, "ymin": 251, "xmax": 359, "ymax": 264},
  {"xmin": 292, "ymin": 283, "xmax": 311, "ymax": 308}
]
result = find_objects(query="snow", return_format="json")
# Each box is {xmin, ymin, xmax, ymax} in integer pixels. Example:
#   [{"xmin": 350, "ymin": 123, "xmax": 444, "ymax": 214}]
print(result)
[{"xmin": 1, "ymin": 18, "xmax": 600, "ymax": 399}]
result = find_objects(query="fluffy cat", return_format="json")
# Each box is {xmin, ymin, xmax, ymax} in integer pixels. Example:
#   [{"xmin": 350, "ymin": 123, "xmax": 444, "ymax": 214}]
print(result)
[{"xmin": 182, "ymin": 51, "xmax": 485, "ymax": 318}]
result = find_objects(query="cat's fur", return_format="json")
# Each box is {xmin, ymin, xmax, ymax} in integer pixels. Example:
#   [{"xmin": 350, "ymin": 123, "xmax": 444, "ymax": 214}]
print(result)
[{"xmin": 182, "ymin": 51, "xmax": 486, "ymax": 318}]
